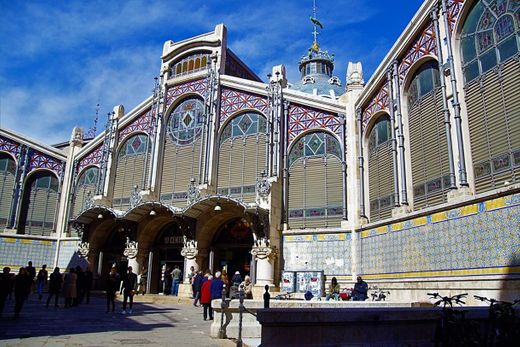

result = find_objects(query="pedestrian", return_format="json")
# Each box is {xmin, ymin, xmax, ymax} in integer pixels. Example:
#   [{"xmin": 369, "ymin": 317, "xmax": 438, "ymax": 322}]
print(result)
[
  {"xmin": 221, "ymin": 270, "xmax": 230, "ymax": 298},
  {"xmin": 106, "ymin": 267, "xmax": 120, "ymax": 313},
  {"xmin": 171, "ymin": 265, "xmax": 182, "ymax": 296},
  {"xmin": 230, "ymin": 271, "xmax": 242, "ymax": 299},
  {"xmin": 36, "ymin": 264, "xmax": 48, "ymax": 301},
  {"xmin": 210, "ymin": 271, "xmax": 224, "ymax": 307},
  {"xmin": 240, "ymin": 275, "xmax": 253, "ymax": 299},
  {"xmin": 62, "ymin": 268, "xmax": 77, "ymax": 308},
  {"xmin": 121, "ymin": 266, "xmax": 137, "ymax": 314},
  {"xmin": 0, "ymin": 267, "xmax": 14, "ymax": 317},
  {"xmin": 83, "ymin": 267, "xmax": 93, "ymax": 304},
  {"xmin": 14, "ymin": 267, "xmax": 32, "ymax": 318},
  {"xmin": 137, "ymin": 268, "xmax": 147, "ymax": 295},
  {"xmin": 187, "ymin": 266, "xmax": 195, "ymax": 298},
  {"xmin": 163, "ymin": 267, "xmax": 172, "ymax": 295},
  {"xmin": 201, "ymin": 274, "xmax": 213, "ymax": 320},
  {"xmin": 352, "ymin": 276, "xmax": 368, "ymax": 301},
  {"xmin": 25, "ymin": 261, "xmax": 36, "ymax": 295},
  {"xmin": 75, "ymin": 266, "xmax": 84, "ymax": 305},
  {"xmin": 192, "ymin": 270, "xmax": 203, "ymax": 307},
  {"xmin": 46, "ymin": 267, "xmax": 62, "ymax": 308}
]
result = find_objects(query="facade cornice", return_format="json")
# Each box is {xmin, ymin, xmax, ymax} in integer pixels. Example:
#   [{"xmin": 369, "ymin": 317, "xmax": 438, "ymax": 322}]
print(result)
[
  {"xmin": 0, "ymin": 128, "xmax": 66, "ymax": 160},
  {"xmin": 356, "ymin": 0, "xmax": 436, "ymax": 109}
]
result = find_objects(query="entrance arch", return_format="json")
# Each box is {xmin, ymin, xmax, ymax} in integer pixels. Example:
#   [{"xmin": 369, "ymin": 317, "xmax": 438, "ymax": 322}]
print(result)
[
  {"xmin": 150, "ymin": 221, "xmax": 184, "ymax": 294},
  {"xmin": 210, "ymin": 217, "xmax": 254, "ymax": 279}
]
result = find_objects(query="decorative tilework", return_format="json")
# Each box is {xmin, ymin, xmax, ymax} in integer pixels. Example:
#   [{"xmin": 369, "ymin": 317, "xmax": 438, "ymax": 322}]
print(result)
[
  {"xmin": 28, "ymin": 149, "xmax": 65, "ymax": 177},
  {"xmin": 359, "ymin": 193, "xmax": 520, "ymax": 278},
  {"xmin": 0, "ymin": 236, "xmax": 56, "ymax": 269},
  {"xmin": 288, "ymin": 104, "xmax": 341, "ymax": 144},
  {"xmin": 220, "ymin": 87, "xmax": 268, "ymax": 124},
  {"xmin": 398, "ymin": 22, "xmax": 438, "ymax": 83},
  {"xmin": 0, "ymin": 135, "xmax": 21, "ymax": 158},
  {"xmin": 119, "ymin": 109, "xmax": 152, "ymax": 144},
  {"xmin": 77, "ymin": 145, "xmax": 102, "ymax": 172},
  {"xmin": 361, "ymin": 83, "xmax": 390, "ymax": 128},
  {"xmin": 165, "ymin": 79, "xmax": 207, "ymax": 111},
  {"xmin": 284, "ymin": 233, "xmax": 352, "ymax": 276}
]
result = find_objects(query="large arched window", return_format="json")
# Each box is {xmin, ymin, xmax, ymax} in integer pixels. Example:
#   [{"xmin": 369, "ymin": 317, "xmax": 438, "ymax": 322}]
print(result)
[
  {"xmin": 288, "ymin": 132, "xmax": 343, "ymax": 228},
  {"xmin": 217, "ymin": 112, "xmax": 267, "ymax": 202},
  {"xmin": 161, "ymin": 97, "xmax": 204, "ymax": 207},
  {"xmin": 0, "ymin": 154, "xmax": 16, "ymax": 227},
  {"xmin": 72, "ymin": 166, "xmax": 99, "ymax": 218},
  {"xmin": 367, "ymin": 116, "xmax": 395, "ymax": 221},
  {"xmin": 113, "ymin": 134, "xmax": 150, "ymax": 210},
  {"xmin": 406, "ymin": 61, "xmax": 450, "ymax": 209},
  {"xmin": 460, "ymin": 0, "xmax": 520, "ymax": 193},
  {"xmin": 460, "ymin": 0, "xmax": 519, "ymax": 82},
  {"xmin": 19, "ymin": 171, "xmax": 59, "ymax": 236}
]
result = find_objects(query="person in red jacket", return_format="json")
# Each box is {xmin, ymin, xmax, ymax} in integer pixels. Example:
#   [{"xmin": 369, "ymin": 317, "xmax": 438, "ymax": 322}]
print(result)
[{"xmin": 200, "ymin": 274, "xmax": 213, "ymax": 320}]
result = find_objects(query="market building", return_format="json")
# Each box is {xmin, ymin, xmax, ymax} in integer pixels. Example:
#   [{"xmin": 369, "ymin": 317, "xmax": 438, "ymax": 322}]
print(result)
[{"xmin": 1, "ymin": 0, "xmax": 518, "ymax": 301}]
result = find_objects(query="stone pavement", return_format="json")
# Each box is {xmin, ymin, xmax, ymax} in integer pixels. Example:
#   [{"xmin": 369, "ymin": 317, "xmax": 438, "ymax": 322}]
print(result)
[{"xmin": 0, "ymin": 292, "xmax": 236, "ymax": 347}]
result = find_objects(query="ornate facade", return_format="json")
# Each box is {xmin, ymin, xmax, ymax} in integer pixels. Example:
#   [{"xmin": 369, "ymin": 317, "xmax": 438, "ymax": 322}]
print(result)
[{"xmin": 1, "ymin": 0, "xmax": 519, "ymax": 301}]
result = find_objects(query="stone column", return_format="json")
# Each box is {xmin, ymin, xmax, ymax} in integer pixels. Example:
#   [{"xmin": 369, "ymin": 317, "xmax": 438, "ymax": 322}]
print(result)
[
  {"xmin": 250, "ymin": 238, "xmax": 277, "ymax": 286},
  {"xmin": 181, "ymin": 238, "xmax": 199, "ymax": 284}
]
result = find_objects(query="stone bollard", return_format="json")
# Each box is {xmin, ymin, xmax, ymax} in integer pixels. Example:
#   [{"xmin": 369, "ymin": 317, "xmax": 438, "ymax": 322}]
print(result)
[{"xmin": 263, "ymin": 284, "xmax": 270, "ymax": 308}]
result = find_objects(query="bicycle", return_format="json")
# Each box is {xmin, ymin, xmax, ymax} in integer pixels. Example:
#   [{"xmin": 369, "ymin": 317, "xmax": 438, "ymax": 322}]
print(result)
[
  {"xmin": 427, "ymin": 292, "xmax": 480, "ymax": 346},
  {"xmin": 474, "ymin": 295, "xmax": 520, "ymax": 346}
]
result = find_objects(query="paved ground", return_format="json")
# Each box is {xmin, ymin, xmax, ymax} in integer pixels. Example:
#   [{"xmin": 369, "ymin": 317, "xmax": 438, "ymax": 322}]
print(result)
[{"xmin": 0, "ymin": 293, "xmax": 236, "ymax": 347}]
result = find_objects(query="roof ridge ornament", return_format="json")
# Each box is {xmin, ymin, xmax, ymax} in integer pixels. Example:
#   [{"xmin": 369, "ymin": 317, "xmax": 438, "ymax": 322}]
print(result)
[{"xmin": 309, "ymin": 0, "xmax": 323, "ymax": 53}]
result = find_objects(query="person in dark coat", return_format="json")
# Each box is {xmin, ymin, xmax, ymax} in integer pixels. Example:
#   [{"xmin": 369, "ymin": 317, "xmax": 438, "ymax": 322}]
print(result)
[
  {"xmin": 25, "ymin": 261, "xmax": 36, "ymax": 296},
  {"xmin": 75, "ymin": 266, "xmax": 85, "ymax": 305},
  {"xmin": 163, "ymin": 267, "xmax": 172, "ymax": 295},
  {"xmin": 106, "ymin": 267, "xmax": 120, "ymax": 313},
  {"xmin": 200, "ymin": 275, "xmax": 213, "ymax": 320},
  {"xmin": 352, "ymin": 276, "xmax": 368, "ymax": 301},
  {"xmin": 192, "ymin": 271, "xmax": 203, "ymax": 307},
  {"xmin": 210, "ymin": 271, "xmax": 224, "ymax": 301},
  {"xmin": 121, "ymin": 266, "xmax": 137, "ymax": 314},
  {"xmin": 83, "ymin": 267, "xmax": 93, "ymax": 304},
  {"xmin": 14, "ymin": 267, "xmax": 32, "ymax": 318},
  {"xmin": 36, "ymin": 264, "xmax": 48, "ymax": 301},
  {"xmin": 46, "ymin": 267, "xmax": 63, "ymax": 308},
  {"xmin": 0, "ymin": 267, "xmax": 14, "ymax": 317}
]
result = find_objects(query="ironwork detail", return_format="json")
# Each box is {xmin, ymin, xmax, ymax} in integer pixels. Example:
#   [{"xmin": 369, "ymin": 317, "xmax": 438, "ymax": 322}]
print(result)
[
  {"xmin": 77, "ymin": 241, "xmax": 90, "ymax": 258},
  {"xmin": 256, "ymin": 172, "xmax": 271, "ymax": 197},
  {"xmin": 362, "ymin": 83, "xmax": 390, "ymax": 128},
  {"xmin": 123, "ymin": 237, "xmax": 139, "ymax": 259},
  {"xmin": 398, "ymin": 22, "xmax": 438, "ymax": 82},
  {"xmin": 180, "ymin": 236, "xmax": 198, "ymax": 260},
  {"xmin": 130, "ymin": 185, "xmax": 141, "ymax": 208},
  {"xmin": 187, "ymin": 178, "xmax": 200, "ymax": 205}
]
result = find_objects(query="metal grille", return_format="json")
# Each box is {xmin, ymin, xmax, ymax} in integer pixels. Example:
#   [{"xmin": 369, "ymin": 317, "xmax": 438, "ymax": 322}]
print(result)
[
  {"xmin": 465, "ymin": 58, "xmax": 520, "ymax": 192},
  {"xmin": 0, "ymin": 156, "xmax": 16, "ymax": 228},
  {"xmin": 409, "ymin": 87, "xmax": 450, "ymax": 210},
  {"xmin": 22, "ymin": 174, "xmax": 59, "ymax": 236},
  {"xmin": 368, "ymin": 141, "xmax": 394, "ymax": 221}
]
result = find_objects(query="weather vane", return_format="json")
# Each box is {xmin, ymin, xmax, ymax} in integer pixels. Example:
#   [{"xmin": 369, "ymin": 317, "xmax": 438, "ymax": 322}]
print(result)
[{"xmin": 309, "ymin": 0, "xmax": 323, "ymax": 52}]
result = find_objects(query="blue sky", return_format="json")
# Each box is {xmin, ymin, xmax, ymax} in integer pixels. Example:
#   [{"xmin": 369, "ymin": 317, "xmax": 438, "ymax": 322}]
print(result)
[{"xmin": 0, "ymin": 0, "xmax": 424, "ymax": 145}]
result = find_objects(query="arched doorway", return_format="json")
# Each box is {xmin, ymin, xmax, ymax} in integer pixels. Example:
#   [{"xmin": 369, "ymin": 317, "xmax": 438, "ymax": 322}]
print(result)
[
  {"xmin": 151, "ymin": 222, "xmax": 184, "ymax": 294},
  {"xmin": 211, "ymin": 218, "xmax": 254, "ymax": 279},
  {"xmin": 99, "ymin": 226, "xmax": 127, "ymax": 288}
]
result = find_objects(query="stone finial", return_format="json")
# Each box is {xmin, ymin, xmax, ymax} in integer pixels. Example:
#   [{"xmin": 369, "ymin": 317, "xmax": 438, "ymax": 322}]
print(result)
[
  {"xmin": 70, "ymin": 127, "xmax": 84, "ymax": 146},
  {"xmin": 271, "ymin": 65, "xmax": 288, "ymax": 88},
  {"xmin": 112, "ymin": 105, "xmax": 124, "ymax": 120},
  {"xmin": 347, "ymin": 62, "xmax": 364, "ymax": 86}
]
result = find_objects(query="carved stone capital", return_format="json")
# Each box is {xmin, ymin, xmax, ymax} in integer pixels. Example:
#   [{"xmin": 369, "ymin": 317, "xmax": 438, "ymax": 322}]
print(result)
[
  {"xmin": 78, "ymin": 241, "xmax": 90, "ymax": 258},
  {"xmin": 251, "ymin": 238, "xmax": 277, "ymax": 261},
  {"xmin": 123, "ymin": 237, "xmax": 139, "ymax": 259},
  {"xmin": 181, "ymin": 237, "xmax": 198, "ymax": 260}
]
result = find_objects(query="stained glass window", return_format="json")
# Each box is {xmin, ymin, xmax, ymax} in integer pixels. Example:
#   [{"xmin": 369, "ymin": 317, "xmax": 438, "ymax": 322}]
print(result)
[
  {"xmin": 78, "ymin": 167, "xmax": 99, "ymax": 186},
  {"xmin": 461, "ymin": 0, "xmax": 520, "ymax": 83},
  {"xmin": 219, "ymin": 112, "xmax": 267, "ymax": 144},
  {"xmin": 407, "ymin": 61, "xmax": 440, "ymax": 106},
  {"xmin": 119, "ymin": 134, "xmax": 149, "ymax": 159},
  {"xmin": 168, "ymin": 52, "xmax": 211, "ymax": 79},
  {"xmin": 288, "ymin": 132, "xmax": 342, "ymax": 167},
  {"xmin": 368, "ymin": 115, "xmax": 391, "ymax": 152},
  {"xmin": 167, "ymin": 98, "xmax": 204, "ymax": 146}
]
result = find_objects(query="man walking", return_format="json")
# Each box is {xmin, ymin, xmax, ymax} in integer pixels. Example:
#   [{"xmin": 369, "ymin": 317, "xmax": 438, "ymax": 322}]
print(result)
[
  {"xmin": 46, "ymin": 267, "xmax": 62, "ymax": 308},
  {"xmin": 36, "ymin": 264, "xmax": 48, "ymax": 301},
  {"xmin": 171, "ymin": 265, "xmax": 182, "ymax": 296},
  {"xmin": 121, "ymin": 266, "xmax": 137, "ymax": 314},
  {"xmin": 0, "ymin": 267, "xmax": 14, "ymax": 317}
]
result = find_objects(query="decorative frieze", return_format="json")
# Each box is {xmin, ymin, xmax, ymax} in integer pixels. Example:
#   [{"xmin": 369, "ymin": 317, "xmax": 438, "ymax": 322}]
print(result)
[
  {"xmin": 220, "ymin": 87, "xmax": 268, "ymax": 124},
  {"xmin": 287, "ymin": 104, "xmax": 341, "ymax": 144}
]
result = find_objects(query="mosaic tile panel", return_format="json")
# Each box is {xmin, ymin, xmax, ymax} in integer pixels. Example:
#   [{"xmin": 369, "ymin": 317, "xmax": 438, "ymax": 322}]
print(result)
[
  {"xmin": 0, "ymin": 236, "xmax": 56, "ymax": 269},
  {"xmin": 0, "ymin": 135, "xmax": 21, "ymax": 158},
  {"xmin": 360, "ymin": 193, "xmax": 520, "ymax": 278},
  {"xmin": 398, "ymin": 22, "xmax": 438, "ymax": 83},
  {"xmin": 165, "ymin": 79, "xmax": 207, "ymax": 111},
  {"xmin": 288, "ymin": 104, "xmax": 342, "ymax": 145},
  {"xmin": 361, "ymin": 83, "xmax": 390, "ymax": 129},
  {"xmin": 77, "ymin": 145, "xmax": 102, "ymax": 172},
  {"xmin": 119, "ymin": 109, "xmax": 153, "ymax": 144},
  {"xmin": 220, "ymin": 87, "xmax": 268, "ymax": 124},
  {"xmin": 448, "ymin": 0, "xmax": 465, "ymax": 33},
  {"xmin": 28, "ymin": 149, "xmax": 65, "ymax": 178},
  {"xmin": 283, "ymin": 233, "xmax": 352, "ymax": 276}
]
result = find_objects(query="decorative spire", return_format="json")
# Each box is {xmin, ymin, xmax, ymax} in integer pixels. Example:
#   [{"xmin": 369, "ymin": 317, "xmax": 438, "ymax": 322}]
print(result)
[
  {"xmin": 86, "ymin": 102, "xmax": 100, "ymax": 138},
  {"xmin": 309, "ymin": 0, "xmax": 323, "ymax": 52}
]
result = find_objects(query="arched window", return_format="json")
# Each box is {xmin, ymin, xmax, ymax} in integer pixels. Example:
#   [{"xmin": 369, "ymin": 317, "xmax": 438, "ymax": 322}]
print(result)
[
  {"xmin": 72, "ymin": 166, "xmax": 99, "ymax": 219},
  {"xmin": 0, "ymin": 154, "xmax": 16, "ymax": 227},
  {"xmin": 367, "ymin": 116, "xmax": 395, "ymax": 221},
  {"xmin": 168, "ymin": 52, "xmax": 211, "ymax": 79},
  {"xmin": 217, "ymin": 112, "xmax": 267, "ymax": 201},
  {"xmin": 460, "ymin": 0, "xmax": 519, "ymax": 82},
  {"xmin": 288, "ymin": 132, "xmax": 343, "ymax": 228},
  {"xmin": 161, "ymin": 98, "xmax": 205, "ymax": 207},
  {"xmin": 113, "ymin": 134, "xmax": 150, "ymax": 210},
  {"xmin": 407, "ymin": 61, "xmax": 450, "ymax": 209},
  {"xmin": 19, "ymin": 171, "xmax": 59, "ymax": 236},
  {"xmin": 460, "ymin": 0, "xmax": 520, "ymax": 193}
]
